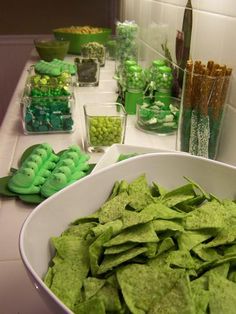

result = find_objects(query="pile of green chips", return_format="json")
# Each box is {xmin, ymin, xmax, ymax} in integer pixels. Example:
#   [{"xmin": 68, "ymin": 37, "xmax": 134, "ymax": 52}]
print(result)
[{"xmin": 44, "ymin": 174, "xmax": 236, "ymax": 314}]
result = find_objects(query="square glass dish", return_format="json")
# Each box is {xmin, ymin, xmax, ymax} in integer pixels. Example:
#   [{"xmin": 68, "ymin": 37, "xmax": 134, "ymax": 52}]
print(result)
[
  {"xmin": 74, "ymin": 57, "xmax": 100, "ymax": 87},
  {"xmin": 21, "ymin": 95, "xmax": 75, "ymax": 134},
  {"xmin": 83, "ymin": 103, "xmax": 127, "ymax": 152},
  {"xmin": 21, "ymin": 67, "xmax": 75, "ymax": 134}
]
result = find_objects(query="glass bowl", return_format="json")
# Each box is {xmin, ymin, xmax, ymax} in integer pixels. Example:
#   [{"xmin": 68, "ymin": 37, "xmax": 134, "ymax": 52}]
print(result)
[
  {"xmin": 136, "ymin": 96, "xmax": 180, "ymax": 135},
  {"xmin": 34, "ymin": 39, "xmax": 70, "ymax": 62}
]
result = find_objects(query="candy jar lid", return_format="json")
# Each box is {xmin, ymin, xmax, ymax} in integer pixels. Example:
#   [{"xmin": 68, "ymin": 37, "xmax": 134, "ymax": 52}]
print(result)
[
  {"xmin": 128, "ymin": 65, "xmax": 142, "ymax": 73},
  {"xmin": 124, "ymin": 60, "xmax": 137, "ymax": 68},
  {"xmin": 159, "ymin": 66, "xmax": 172, "ymax": 74},
  {"xmin": 152, "ymin": 60, "xmax": 165, "ymax": 68}
]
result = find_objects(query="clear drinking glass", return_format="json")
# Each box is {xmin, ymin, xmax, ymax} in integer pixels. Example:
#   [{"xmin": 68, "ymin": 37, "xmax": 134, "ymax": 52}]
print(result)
[
  {"xmin": 84, "ymin": 103, "xmax": 127, "ymax": 152},
  {"xmin": 177, "ymin": 66, "xmax": 231, "ymax": 159}
]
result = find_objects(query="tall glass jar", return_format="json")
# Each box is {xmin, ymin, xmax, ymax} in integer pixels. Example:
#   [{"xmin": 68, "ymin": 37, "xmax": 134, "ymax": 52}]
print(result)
[{"xmin": 115, "ymin": 21, "xmax": 139, "ymax": 78}]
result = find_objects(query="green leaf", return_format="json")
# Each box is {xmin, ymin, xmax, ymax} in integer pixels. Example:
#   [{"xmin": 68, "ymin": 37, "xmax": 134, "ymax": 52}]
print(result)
[
  {"xmin": 18, "ymin": 144, "xmax": 41, "ymax": 167},
  {"xmin": 86, "ymin": 163, "xmax": 96, "ymax": 175},
  {"xmin": 18, "ymin": 194, "xmax": 46, "ymax": 204},
  {"xmin": 0, "ymin": 176, "xmax": 18, "ymax": 197}
]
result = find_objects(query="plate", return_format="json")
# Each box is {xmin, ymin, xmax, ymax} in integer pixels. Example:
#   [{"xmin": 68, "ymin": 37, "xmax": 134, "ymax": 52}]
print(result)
[{"xmin": 92, "ymin": 144, "xmax": 173, "ymax": 172}]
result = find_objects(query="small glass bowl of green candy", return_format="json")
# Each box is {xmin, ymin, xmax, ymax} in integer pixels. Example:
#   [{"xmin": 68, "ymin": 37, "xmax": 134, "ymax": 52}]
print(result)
[
  {"xmin": 136, "ymin": 96, "xmax": 180, "ymax": 135},
  {"xmin": 84, "ymin": 103, "xmax": 127, "ymax": 152}
]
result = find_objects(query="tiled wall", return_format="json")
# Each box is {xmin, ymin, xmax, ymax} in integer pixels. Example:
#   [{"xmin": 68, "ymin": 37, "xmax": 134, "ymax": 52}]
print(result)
[{"xmin": 121, "ymin": 0, "xmax": 236, "ymax": 165}]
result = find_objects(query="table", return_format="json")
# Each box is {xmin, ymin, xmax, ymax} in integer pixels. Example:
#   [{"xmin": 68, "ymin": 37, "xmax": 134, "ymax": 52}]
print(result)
[{"xmin": 0, "ymin": 55, "xmax": 176, "ymax": 313}]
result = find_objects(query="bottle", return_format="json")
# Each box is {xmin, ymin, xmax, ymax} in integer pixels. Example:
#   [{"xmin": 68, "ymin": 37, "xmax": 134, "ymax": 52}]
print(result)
[
  {"xmin": 155, "ymin": 66, "xmax": 173, "ymax": 104},
  {"xmin": 125, "ymin": 65, "xmax": 146, "ymax": 115}
]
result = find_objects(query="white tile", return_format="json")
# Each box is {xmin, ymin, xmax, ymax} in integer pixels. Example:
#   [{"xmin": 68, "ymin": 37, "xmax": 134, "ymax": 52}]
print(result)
[
  {"xmin": 0, "ymin": 199, "xmax": 34, "ymax": 260},
  {"xmin": 196, "ymin": 0, "xmax": 236, "ymax": 18},
  {"xmin": 139, "ymin": 0, "xmax": 185, "ymax": 64},
  {"xmin": 190, "ymin": 10, "xmax": 226, "ymax": 62},
  {"xmin": 0, "ymin": 260, "xmax": 53, "ymax": 314},
  {"xmin": 217, "ymin": 105, "xmax": 236, "ymax": 166}
]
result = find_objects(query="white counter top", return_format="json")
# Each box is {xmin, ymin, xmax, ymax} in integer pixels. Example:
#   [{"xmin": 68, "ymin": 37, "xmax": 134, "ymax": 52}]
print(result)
[{"xmin": 0, "ymin": 56, "xmax": 176, "ymax": 313}]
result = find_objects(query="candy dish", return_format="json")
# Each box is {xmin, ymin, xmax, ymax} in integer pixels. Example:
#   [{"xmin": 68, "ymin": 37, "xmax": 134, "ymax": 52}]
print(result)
[
  {"xmin": 83, "ymin": 103, "xmax": 127, "ymax": 152},
  {"xmin": 19, "ymin": 153, "xmax": 236, "ymax": 313},
  {"xmin": 34, "ymin": 39, "xmax": 69, "ymax": 62},
  {"xmin": 53, "ymin": 26, "xmax": 111, "ymax": 54}
]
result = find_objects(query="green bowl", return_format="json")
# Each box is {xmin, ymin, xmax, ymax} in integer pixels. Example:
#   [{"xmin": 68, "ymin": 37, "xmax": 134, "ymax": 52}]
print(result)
[
  {"xmin": 53, "ymin": 27, "xmax": 112, "ymax": 54},
  {"xmin": 34, "ymin": 39, "xmax": 69, "ymax": 62}
]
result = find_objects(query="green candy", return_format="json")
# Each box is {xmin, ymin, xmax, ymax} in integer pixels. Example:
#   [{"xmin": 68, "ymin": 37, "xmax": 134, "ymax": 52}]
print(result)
[
  {"xmin": 8, "ymin": 143, "xmax": 59, "ymax": 194},
  {"xmin": 41, "ymin": 145, "xmax": 90, "ymax": 197},
  {"xmin": 88, "ymin": 116, "xmax": 123, "ymax": 147}
]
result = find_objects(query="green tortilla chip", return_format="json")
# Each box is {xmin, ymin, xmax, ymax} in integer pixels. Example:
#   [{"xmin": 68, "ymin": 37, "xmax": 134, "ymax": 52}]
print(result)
[
  {"xmin": 98, "ymin": 247, "xmax": 147, "ymax": 275},
  {"xmin": 205, "ymin": 219, "xmax": 236, "ymax": 248},
  {"xmin": 117, "ymin": 264, "xmax": 187, "ymax": 314},
  {"xmin": 74, "ymin": 297, "xmax": 105, "ymax": 314},
  {"xmin": 192, "ymin": 244, "xmax": 222, "ymax": 262},
  {"xmin": 153, "ymin": 219, "xmax": 184, "ymax": 233},
  {"xmin": 144, "ymin": 242, "xmax": 159, "ymax": 258},
  {"xmin": 184, "ymin": 177, "xmax": 210, "ymax": 200},
  {"xmin": 176, "ymin": 195, "xmax": 206, "ymax": 213},
  {"xmin": 44, "ymin": 267, "xmax": 53, "ymax": 288},
  {"xmin": 50, "ymin": 261, "xmax": 88, "ymax": 311},
  {"xmin": 142, "ymin": 202, "xmax": 186, "ymax": 220},
  {"xmin": 167, "ymin": 250, "xmax": 197, "ymax": 269},
  {"xmin": 51, "ymin": 236, "xmax": 90, "ymax": 262},
  {"xmin": 62, "ymin": 222, "xmax": 98, "ymax": 239},
  {"xmin": 121, "ymin": 209, "xmax": 155, "ymax": 229},
  {"xmin": 209, "ymin": 272, "xmax": 236, "ymax": 314},
  {"xmin": 91, "ymin": 283, "xmax": 122, "ymax": 312},
  {"xmin": 191, "ymin": 281, "xmax": 209, "ymax": 314},
  {"xmin": 177, "ymin": 229, "xmax": 214, "ymax": 251},
  {"xmin": 128, "ymin": 192, "xmax": 155, "ymax": 211},
  {"xmin": 72, "ymin": 212, "xmax": 100, "ymax": 225},
  {"xmin": 107, "ymin": 181, "xmax": 120, "ymax": 200},
  {"xmin": 157, "ymin": 237, "xmax": 175, "ymax": 255},
  {"xmin": 148, "ymin": 272, "xmax": 195, "ymax": 314},
  {"xmin": 89, "ymin": 228, "xmax": 113, "ymax": 276},
  {"xmin": 99, "ymin": 192, "xmax": 130, "ymax": 224},
  {"xmin": 184, "ymin": 199, "xmax": 230, "ymax": 230},
  {"xmin": 103, "ymin": 222, "xmax": 159, "ymax": 247},
  {"xmin": 104, "ymin": 242, "xmax": 137, "ymax": 255},
  {"xmin": 161, "ymin": 183, "xmax": 196, "ymax": 207},
  {"xmin": 118, "ymin": 180, "xmax": 129, "ymax": 194},
  {"xmin": 152, "ymin": 181, "xmax": 168, "ymax": 197},
  {"xmin": 128, "ymin": 174, "xmax": 151, "ymax": 195},
  {"xmin": 91, "ymin": 219, "xmax": 123, "ymax": 237},
  {"xmin": 83, "ymin": 277, "xmax": 106, "ymax": 299}
]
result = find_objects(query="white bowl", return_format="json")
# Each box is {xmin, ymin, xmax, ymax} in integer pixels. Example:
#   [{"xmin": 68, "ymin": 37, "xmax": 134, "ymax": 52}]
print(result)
[
  {"xmin": 92, "ymin": 143, "xmax": 174, "ymax": 172},
  {"xmin": 19, "ymin": 153, "xmax": 236, "ymax": 313}
]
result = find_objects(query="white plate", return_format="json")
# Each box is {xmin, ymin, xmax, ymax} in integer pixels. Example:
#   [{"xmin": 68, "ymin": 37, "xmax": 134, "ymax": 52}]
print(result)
[{"xmin": 92, "ymin": 143, "xmax": 173, "ymax": 172}]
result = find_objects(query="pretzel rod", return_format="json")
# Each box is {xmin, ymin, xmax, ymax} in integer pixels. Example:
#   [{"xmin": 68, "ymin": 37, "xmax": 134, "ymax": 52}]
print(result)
[
  {"xmin": 183, "ymin": 60, "xmax": 193, "ymax": 109},
  {"xmin": 209, "ymin": 68, "xmax": 226, "ymax": 120},
  {"xmin": 191, "ymin": 61, "xmax": 202, "ymax": 111}
]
